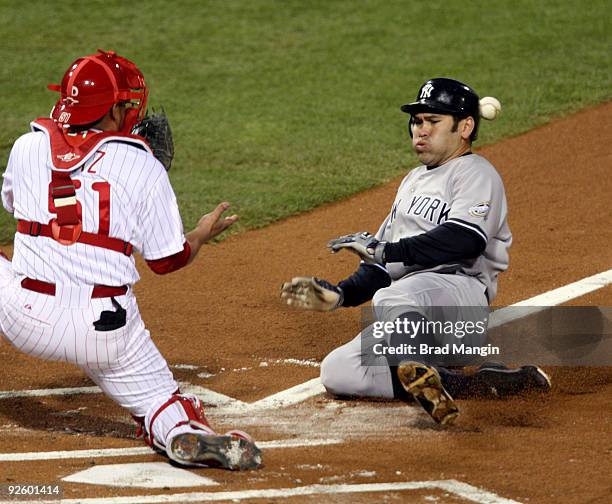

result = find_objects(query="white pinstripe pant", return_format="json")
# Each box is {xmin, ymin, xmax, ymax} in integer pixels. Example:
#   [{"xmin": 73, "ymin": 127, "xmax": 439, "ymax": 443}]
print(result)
[{"xmin": 0, "ymin": 255, "xmax": 194, "ymax": 448}]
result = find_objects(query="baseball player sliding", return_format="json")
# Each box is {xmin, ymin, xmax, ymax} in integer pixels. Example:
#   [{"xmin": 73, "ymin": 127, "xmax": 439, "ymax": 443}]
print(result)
[
  {"xmin": 0, "ymin": 50, "xmax": 261, "ymax": 469},
  {"xmin": 281, "ymin": 78, "xmax": 551, "ymax": 425}
]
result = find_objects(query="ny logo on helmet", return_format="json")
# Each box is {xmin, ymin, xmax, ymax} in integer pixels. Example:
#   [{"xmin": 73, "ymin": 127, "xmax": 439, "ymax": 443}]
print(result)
[{"xmin": 420, "ymin": 83, "xmax": 434, "ymax": 99}]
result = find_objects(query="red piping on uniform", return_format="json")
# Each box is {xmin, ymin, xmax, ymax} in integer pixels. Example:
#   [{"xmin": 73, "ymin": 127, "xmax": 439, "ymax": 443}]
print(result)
[
  {"xmin": 21, "ymin": 278, "xmax": 127, "ymax": 298},
  {"xmin": 146, "ymin": 242, "xmax": 191, "ymax": 274}
]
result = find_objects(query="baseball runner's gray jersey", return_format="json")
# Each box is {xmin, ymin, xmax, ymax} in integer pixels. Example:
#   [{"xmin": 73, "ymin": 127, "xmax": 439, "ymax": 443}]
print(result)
[
  {"xmin": 376, "ymin": 153, "xmax": 511, "ymax": 302},
  {"xmin": 320, "ymin": 154, "xmax": 511, "ymax": 399}
]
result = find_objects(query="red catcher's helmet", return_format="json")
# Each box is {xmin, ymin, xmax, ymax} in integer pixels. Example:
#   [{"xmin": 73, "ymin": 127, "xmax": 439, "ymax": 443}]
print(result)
[{"xmin": 48, "ymin": 49, "xmax": 148, "ymax": 134}]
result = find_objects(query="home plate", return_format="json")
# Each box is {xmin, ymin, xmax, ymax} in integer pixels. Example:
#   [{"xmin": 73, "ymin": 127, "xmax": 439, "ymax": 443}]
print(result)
[{"xmin": 62, "ymin": 462, "xmax": 219, "ymax": 488}]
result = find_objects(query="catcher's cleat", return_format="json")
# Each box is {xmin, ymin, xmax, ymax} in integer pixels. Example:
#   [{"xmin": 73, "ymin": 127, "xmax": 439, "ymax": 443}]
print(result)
[
  {"xmin": 169, "ymin": 430, "xmax": 262, "ymax": 471},
  {"xmin": 397, "ymin": 361, "xmax": 459, "ymax": 425},
  {"xmin": 473, "ymin": 365, "xmax": 551, "ymax": 397}
]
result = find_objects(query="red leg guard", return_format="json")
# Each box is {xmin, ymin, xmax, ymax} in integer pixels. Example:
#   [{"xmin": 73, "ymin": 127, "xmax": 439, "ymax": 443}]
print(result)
[{"xmin": 144, "ymin": 394, "xmax": 214, "ymax": 451}]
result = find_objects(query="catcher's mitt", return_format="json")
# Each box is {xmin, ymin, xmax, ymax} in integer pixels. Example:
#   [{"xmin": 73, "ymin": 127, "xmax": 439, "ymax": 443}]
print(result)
[{"xmin": 134, "ymin": 108, "xmax": 174, "ymax": 171}]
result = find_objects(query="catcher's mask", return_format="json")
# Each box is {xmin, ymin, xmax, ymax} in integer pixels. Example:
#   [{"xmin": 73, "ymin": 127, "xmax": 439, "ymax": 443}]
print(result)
[
  {"xmin": 48, "ymin": 49, "xmax": 148, "ymax": 134},
  {"xmin": 401, "ymin": 77, "xmax": 480, "ymax": 141}
]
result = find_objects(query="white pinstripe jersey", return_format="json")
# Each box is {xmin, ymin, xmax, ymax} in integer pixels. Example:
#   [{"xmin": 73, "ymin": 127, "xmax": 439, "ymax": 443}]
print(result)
[
  {"xmin": 2, "ymin": 130, "xmax": 186, "ymax": 287},
  {"xmin": 376, "ymin": 153, "xmax": 512, "ymax": 301}
]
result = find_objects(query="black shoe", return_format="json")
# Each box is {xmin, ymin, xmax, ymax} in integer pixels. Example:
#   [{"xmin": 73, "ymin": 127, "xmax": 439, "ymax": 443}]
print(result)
[
  {"xmin": 473, "ymin": 365, "xmax": 551, "ymax": 398},
  {"xmin": 478, "ymin": 361, "xmax": 509, "ymax": 371}
]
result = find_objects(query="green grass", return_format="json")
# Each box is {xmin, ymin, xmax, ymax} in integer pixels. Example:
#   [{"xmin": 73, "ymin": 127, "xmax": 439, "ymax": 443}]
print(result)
[{"xmin": 0, "ymin": 0, "xmax": 610, "ymax": 243}]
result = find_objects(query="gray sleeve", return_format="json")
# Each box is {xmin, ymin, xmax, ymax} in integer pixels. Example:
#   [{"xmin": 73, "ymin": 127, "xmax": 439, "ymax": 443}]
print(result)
[{"xmin": 446, "ymin": 161, "xmax": 507, "ymax": 244}]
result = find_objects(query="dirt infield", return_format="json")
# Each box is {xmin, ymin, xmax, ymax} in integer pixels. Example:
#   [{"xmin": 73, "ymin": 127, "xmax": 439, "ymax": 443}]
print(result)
[{"xmin": 1, "ymin": 103, "xmax": 611, "ymax": 503}]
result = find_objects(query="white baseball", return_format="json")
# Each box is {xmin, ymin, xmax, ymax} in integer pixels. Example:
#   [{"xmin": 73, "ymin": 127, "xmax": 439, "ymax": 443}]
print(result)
[{"xmin": 479, "ymin": 96, "xmax": 501, "ymax": 120}]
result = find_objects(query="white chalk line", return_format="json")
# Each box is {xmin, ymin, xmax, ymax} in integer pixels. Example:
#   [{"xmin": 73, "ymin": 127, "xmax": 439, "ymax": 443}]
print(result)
[
  {"xmin": 489, "ymin": 268, "xmax": 612, "ymax": 328},
  {"xmin": 0, "ymin": 479, "xmax": 522, "ymax": 504},
  {"xmin": 0, "ymin": 386, "xmax": 100, "ymax": 400},
  {"xmin": 0, "ymin": 438, "xmax": 342, "ymax": 462},
  {"xmin": 181, "ymin": 384, "xmax": 246, "ymax": 408},
  {"xmin": 0, "ymin": 382, "xmax": 239, "ymax": 406},
  {"xmin": 230, "ymin": 377, "xmax": 325, "ymax": 412},
  {"xmin": 1, "ymin": 269, "xmax": 610, "ymax": 409}
]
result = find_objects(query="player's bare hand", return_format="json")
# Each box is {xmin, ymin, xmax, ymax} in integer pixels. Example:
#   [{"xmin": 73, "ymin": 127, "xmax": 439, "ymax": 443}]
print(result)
[
  {"xmin": 194, "ymin": 202, "xmax": 239, "ymax": 244},
  {"xmin": 280, "ymin": 277, "xmax": 343, "ymax": 312}
]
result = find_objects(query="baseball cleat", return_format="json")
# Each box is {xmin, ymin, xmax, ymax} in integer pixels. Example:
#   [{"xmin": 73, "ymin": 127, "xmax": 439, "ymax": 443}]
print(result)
[
  {"xmin": 397, "ymin": 361, "xmax": 459, "ymax": 425},
  {"xmin": 474, "ymin": 365, "xmax": 551, "ymax": 397},
  {"xmin": 169, "ymin": 430, "xmax": 262, "ymax": 470}
]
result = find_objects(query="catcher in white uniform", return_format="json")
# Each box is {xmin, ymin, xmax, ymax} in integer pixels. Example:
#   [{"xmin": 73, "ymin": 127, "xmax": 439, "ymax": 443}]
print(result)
[
  {"xmin": 0, "ymin": 49, "xmax": 261, "ymax": 470},
  {"xmin": 282, "ymin": 78, "xmax": 550, "ymax": 425}
]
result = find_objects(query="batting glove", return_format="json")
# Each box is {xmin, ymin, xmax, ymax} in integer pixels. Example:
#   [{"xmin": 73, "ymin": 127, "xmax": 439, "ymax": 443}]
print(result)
[
  {"xmin": 327, "ymin": 231, "xmax": 387, "ymax": 265},
  {"xmin": 280, "ymin": 277, "xmax": 344, "ymax": 312}
]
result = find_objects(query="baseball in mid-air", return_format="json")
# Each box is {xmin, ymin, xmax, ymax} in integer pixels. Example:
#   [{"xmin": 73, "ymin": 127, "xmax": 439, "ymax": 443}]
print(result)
[{"xmin": 479, "ymin": 96, "xmax": 501, "ymax": 120}]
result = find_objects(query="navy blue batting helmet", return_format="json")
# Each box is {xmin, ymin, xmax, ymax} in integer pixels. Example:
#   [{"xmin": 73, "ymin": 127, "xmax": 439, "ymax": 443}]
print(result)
[{"xmin": 401, "ymin": 78, "xmax": 480, "ymax": 140}]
